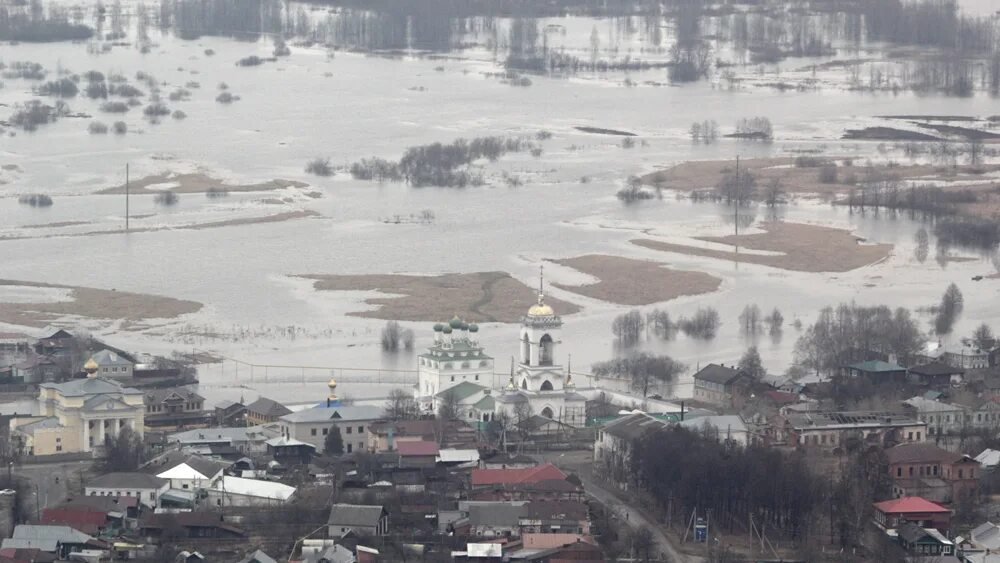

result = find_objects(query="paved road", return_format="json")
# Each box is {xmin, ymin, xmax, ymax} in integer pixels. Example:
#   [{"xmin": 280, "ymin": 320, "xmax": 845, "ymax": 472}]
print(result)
[
  {"xmin": 536, "ymin": 450, "xmax": 704, "ymax": 563},
  {"xmin": 11, "ymin": 459, "xmax": 95, "ymax": 518}
]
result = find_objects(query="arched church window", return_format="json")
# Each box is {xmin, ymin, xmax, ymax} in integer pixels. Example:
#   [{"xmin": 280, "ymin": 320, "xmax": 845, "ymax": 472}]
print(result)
[
  {"xmin": 541, "ymin": 380, "xmax": 553, "ymax": 391},
  {"xmin": 521, "ymin": 334, "xmax": 530, "ymax": 363},
  {"xmin": 541, "ymin": 407, "xmax": 554, "ymax": 419},
  {"xmin": 521, "ymin": 379, "xmax": 528, "ymax": 390},
  {"xmin": 539, "ymin": 334, "xmax": 554, "ymax": 366}
]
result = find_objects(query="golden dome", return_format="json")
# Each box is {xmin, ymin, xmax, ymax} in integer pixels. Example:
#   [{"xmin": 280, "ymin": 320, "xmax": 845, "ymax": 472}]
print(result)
[
  {"xmin": 327, "ymin": 378, "xmax": 337, "ymax": 389},
  {"xmin": 84, "ymin": 358, "xmax": 98, "ymax": 371},
  {"xmin": 528, "ymin": 301, "xmax": 554, "ymax": 317}
]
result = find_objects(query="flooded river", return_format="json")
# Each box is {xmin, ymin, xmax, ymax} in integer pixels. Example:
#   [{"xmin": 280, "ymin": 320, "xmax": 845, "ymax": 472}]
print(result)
[{"xmin": 1, "ymin": 0, "xmax": 998, "ymax": 404}]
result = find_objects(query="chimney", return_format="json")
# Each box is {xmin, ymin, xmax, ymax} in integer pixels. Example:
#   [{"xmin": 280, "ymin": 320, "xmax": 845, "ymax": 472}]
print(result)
[{"xmin": 680, "ymin": 401, "xmax": 685, "ymax": 421}]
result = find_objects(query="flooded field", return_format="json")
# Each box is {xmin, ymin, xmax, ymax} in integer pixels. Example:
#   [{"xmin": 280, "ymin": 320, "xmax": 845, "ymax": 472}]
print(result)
[{"xmin": 1, "ymin": 0, "xmax": 998, "ymax": 404}]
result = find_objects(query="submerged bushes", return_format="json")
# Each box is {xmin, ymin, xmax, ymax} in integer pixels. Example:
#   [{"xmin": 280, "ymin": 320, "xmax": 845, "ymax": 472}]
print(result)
[{"xmin": 18, "ymin": 193, "xmax": 53, "ymax": 207}]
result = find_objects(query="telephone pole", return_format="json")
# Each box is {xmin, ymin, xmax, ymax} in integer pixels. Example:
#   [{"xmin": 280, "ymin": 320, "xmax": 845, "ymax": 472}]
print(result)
[
  {"xmin": 125, "ymin": 163, "xmax": 130, "ymax": 231},
  {"xmin": 734, "ymin": 155, "xmax": 740, "ymax": 237}
]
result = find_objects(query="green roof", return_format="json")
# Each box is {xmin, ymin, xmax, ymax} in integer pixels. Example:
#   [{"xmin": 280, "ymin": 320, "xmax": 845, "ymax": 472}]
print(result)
[
  {"xmin": 847, "ymin": 360, "xmax": 905, "ymax": 373},
  {"xmin": 473, "ymin": 395, "xmax": 496, "ymax": 410},
  {"xmin": 436, "ymin": 381, "xmax": 487, "ymax": 401}
]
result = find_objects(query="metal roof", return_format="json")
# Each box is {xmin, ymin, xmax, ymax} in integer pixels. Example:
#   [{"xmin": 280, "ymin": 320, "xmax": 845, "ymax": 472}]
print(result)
[
  {"xmin": 326, "ymin": 504, "xmax": 386, "ymax": 528},
  {"xmin": 280, "ymin": 405, "xmax": 384, "ymax": 423},
  {"xmin": 86, "ymin": 472, "xmax": 167, "ymax": 490}
]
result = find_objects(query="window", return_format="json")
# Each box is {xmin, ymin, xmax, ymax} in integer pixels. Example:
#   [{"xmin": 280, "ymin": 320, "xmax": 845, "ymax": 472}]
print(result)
[
  {"xmin": 149, "ymin": 492, "xmax": 155, "ymax": 500},
  {"xmin": 916, "ymin": 432, "xmax": 921, "ymax": 440},
  {"xmin": 311, "ymin": 428, "xmax": 317, "ymax": 436},
  {"xmin": 347, "ymin": 444, "xmax": 353, "ymax": 453},
  {"xmin": 933, "ymin": 466, "xmax": 938, "ymax": 476},
  {"xmin": 358, "ymin": 426, "xmax": 363, "ymax": 433},
  {"xmin": 55, "ymin": 446, "xmax": 62, "ymax": 452},
  {"xmin": 959, "ymin": 469, "xmax": 964, "ymax": 479},
  {"xmin": 908, "ymin": 432, "xmax": 913, "ymax": 440},
  {"xmin": 346, "ymin": 427, "xmax": 352, "ymax": 434},
  {"xmin": 897, "ymin": 467, "xmax": 902, "ymax": 477},
  {"xmin": 182, "ymin": 485, "xmax": 189, "ymax": 489},
  {"xmin": 323, "ymin": 428, "xmax": 328, "ymax": 435},
  {"xmin": 358, "ymin": 441, "xmax": 364, "ymax": 450},
  {"xmin": 909, "ymin": 467, "xmax": 914, "ymax": 476}
]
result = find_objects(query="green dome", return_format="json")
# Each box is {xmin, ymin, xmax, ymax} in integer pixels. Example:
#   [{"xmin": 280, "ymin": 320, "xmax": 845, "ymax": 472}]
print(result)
[
  {"xmin": 442, "ymin": 326, "xmax": 453, "ymax": 334},
  {"xmin": 449, "ymin": 316, "xmax": 463, "ymax": 329},
  {"xmin": 433, "ymin": 323, "xmax": 444, "ymax": 332},
  {"xmin": 459, "ymin": 322, "xmax": 469, "ymax": 331},
  {"xmin": 468, "ymin": 324, "xmax": 479, "ymax": 333}
]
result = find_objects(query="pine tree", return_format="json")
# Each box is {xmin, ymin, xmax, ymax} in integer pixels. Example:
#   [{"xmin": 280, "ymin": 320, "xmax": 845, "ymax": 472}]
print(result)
[{"xmin": 324, "ymin": 426, "xmax": 343, "ymax": 455}]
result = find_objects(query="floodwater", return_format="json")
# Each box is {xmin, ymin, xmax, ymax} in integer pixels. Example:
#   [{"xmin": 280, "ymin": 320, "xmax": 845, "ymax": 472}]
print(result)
[{"xmin": 1, "ymin": 0, "xmax": 999, "ymax": 404}]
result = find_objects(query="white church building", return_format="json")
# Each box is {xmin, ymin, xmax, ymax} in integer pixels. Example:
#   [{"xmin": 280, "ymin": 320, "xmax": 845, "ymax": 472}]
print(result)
[{"xmin": 415, "ymin": 285, "xmax": 587, "ymax": 428}]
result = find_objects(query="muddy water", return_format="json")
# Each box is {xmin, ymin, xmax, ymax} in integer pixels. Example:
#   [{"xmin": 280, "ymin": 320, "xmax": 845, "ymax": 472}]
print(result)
[{"xmin": 1, "ymin": 1, "xmax": 998, "ymax": 405}]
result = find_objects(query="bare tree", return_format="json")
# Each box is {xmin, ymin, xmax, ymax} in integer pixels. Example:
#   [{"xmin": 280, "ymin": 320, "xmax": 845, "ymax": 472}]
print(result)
[
  {"xmin": 381, "ymin": 321, "xmax": 414, "ymax": 352},
  {"xmin": 437, "ymin": 390, "xmax": 460, "ymax": 421},
  {"xmin": 384, "ymin": 389, "xmax": 420, "ymax": 421},
  {"xmin": 612, "ymin": 310, "xmax": 645, "ymax": 347},
  {"xmin": 972, "ymin": 323, "xmax": 996, "ymax": 352},
  {"xmin": 739, "ymin": 304, "xmax": 762, "ymax": 336}
]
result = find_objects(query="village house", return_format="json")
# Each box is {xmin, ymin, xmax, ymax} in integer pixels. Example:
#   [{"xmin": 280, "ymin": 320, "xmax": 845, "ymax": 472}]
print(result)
[
  {"xmin": 844, "ymin": 359, "xmax": 908, "ymax": 383},
  {"xmin": 940, "ymin": 343, "xmax": 992, "ymax": 370},
  {"xmin": 154, "ymin": 455, "xmax": 229, "ymax": 491},
  {"xmin": 143, "ymin": 386, "xmax": 207, "ymax": 428},
  {"xmin": 0, "ymin": 524, "xmax": 105, "ymax": 559},
  {"xmin": 469, "ymin": 478, "xmax": 586, "ymax": 503},
  {"xmin": 326, "ymin": 504, "xmax": 389, "ymax": 539},
  {"xmin": 468, "ymin": 503, "xmax": 525, "ymax": 539},
  {"xmin": 895, "ymin": 521, "xmax": 955, "ymax": 557},
  {"xmin": 244, "ymin": 397, "xmax": 291, "ymax": 426},
  {"xmin": 84, "ymin": 350, "xmax": 134, "ymax": 380},
  {"xmin": 518, "ymin": 501, "xmax": 590, "ymax": 535},
  {"xmin": 902, "ymin": 397, "xmax": 968, "ymax": 436},
  {"xmin": 783, "ymin": 411, "xmax": 926, "ymax": 450},
  {"xmin": 167, "ymin": 425, "xmax": 281, "ymax": 455},
  {"xmin": 395, "ymin": 440, "xmax": 439, "ymax": 468},
  {"xmin": 678, "ymin": 415, "xmax": 751, "ymax": 446},
  {"xmin": 44, "ymin": 495, "xmax": 140, "ymax": 533},
  {"xmin": 206, "ymin": 476, "xmax": 296, "ymax": 507},
  {"xmin": 593, "ymin": 412, "xmax": 671, "ymax": 482},
  {"xmin": 471, "ymin": 463, "xmax": 567, "ymax": 492},
  {"xmin": 11, "ymin": 376, "xmax": 145, "ymax": 456},
  {"xmin": 908, "ymin": 361, "xmax": 966, "ymax": 388},
  {"xmin": 278, "ymin": 401, "xmax": 383, "ymax": 453},
  {"xmin": 692, "ymin": 364, "xmax": 750, "ymax": 407},
  {"xmin": 885, "ymin": 442, "xmax": 980, "ymax": 504},
  {"xmin": 214, "ymin": 399, "xmax": 246, "ymax": 426},
  {"xmin": 873, "ymin": 496, "xmax": 952, "ymax": 535},
  {"xmin": 137, "ymin": 512, "xmax": 245, "ymax": 540},
  {"xmin": 84, "ymin": 473, "xmax": 169, "ymax": 509}
]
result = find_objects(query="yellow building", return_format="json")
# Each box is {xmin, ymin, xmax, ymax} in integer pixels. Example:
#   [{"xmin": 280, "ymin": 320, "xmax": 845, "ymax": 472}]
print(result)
[{"xmin": 12, "ymin": 375, "xmax": 145, "ymax": 456}]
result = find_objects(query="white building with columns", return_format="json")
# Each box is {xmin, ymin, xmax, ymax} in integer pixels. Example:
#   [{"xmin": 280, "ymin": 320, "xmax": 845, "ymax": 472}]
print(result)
[
  {"xmin": 416, "ymin": 317, "xmax": 494, "ymax": 410},
  {"xmin": 11, "ymin": 376, "xmax": 145, "ymax": 456}
]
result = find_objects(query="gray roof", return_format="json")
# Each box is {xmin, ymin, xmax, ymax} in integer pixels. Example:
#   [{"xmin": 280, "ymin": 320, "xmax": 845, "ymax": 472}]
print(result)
[
  {"xmin": 160, "ymin": 455, "xmax": 230, "ymax": 479},
  {"xmin": 435, "ymin": 381, "xmax": 487, "ymax": 401},
  {"xmin": 785, "ymin": 411, "xmax": 923, "ymax": 431},
  {"xmin": 1, "ymin": 538, "xmax": 59, "ymax": 552},
  {"xmin": 40, "ymin": 377, "xmax": 142, "ymax": 397},
  {"xmin": 90, "ymin": 349, "xmax": 133, "ymax": 367},
  {"xmin": 87, "ymin": 472, "xmax": 168, "ymax": 490},
  {"xmin": 677, "ymin": 415, "xmax": 748, "ymax": 434},
  {"xmin": 602, "ymin": 413, "xmax": 671, "ymax": 440},
  {"xmin": 215, "ymin": 399, "xmax": 240, "ymax": 410},
  {"xmin": 245, "ymin": 397, "xmax": 291, "ymax": 418},
  {"xmin": 145, "ymin": 386, "xmax": 204, "ymax": 405},
  {"xmin": 469, "ymin": 503, "xmax": 525, "ymax": 527},
  {"xmin": 281, "ymin": 405, "xmax": 383, "ymax": 424},
  {"xmin": 12, "ymin": 524, "xmax": 93, "ymax": 543},
  {"xmin": 238, "ymin": 550, "xmax": 278, "ymax": 563},
  {"xmin": 327, "ymin": 504, "xmax": 386, "ymax": 528},
  {"xmin": 169, "ymin": 425, "xmax": 279, "ymax": 445},
  {"xmin": 17, "ymin": 417, "xmax": 62, "ymax": 434},
  {"xmin": 693, "ymin": 364, "xmax": 742, "ymax": 385},
  {"xmin": 82, "ymin": 394, "xmax": 136, "ymax": 411}
]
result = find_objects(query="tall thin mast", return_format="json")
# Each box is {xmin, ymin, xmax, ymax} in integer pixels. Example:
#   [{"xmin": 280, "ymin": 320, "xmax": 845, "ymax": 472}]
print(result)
[{"xmin": 125, "ymin": 163, "xmax": 130, "ymax": 231}]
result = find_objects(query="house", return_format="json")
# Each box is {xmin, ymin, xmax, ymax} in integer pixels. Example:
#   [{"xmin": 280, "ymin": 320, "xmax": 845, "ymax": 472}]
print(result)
[
  {"xmin": 903, "ymin": 397, "xmax": 969, "ymax": 436},
  {"xmin": 84, "ymin": 351, "xmax": 133, "ymax": 380},
  {"xmin": 143, "ymin": 387, "xmax": 207, "ymax": 428},
  {"xmin": 909, "ymin": 361, "xmax": 966, "ymax": 387},
  {"xmin": 41, "ymin": 496, "xmax": 138, "ymax": 534},
  {"xmin": 154, "ymin": 455, "xmax": 229, "ymax": 491},
  {"xmin": 13, "ymin": 353, "xmax": 58, "ymax": 384},
  {"xmin": 237, "ymin": 550, "xmax": 278, "ymax": 563},
  {"xmin": 137, "ymin": 512, "xmax": 245, "ymax": 540},
  {"xmin": 519, "ymin": 501, "xmax": 590, "ymax": 535},
  {"xmin": 326, "ymin": 504, "xmax": 388, "ymax": 539},
  {"xmin": 873, "ymin": 496, "xmax": 952, "ymax": 534},
  {"xmin": 940, "ymin": 344, "xmax": 991, "ymax": 370},
  {"xmin": 481, "ymin": 453, "xmax": 536, "ymax": 470},
  {"xmin": 214, "ymin": 400, "xmax": 246, "ymax": 426},
  {"xmin": 435, "ymin": 381, "xmax": 489, "ymax": 422},
  {"xmin": 279, "ymin": 405, "xmax": 383, "ymax": 453},
  {"xmin": 692, "ymin": 364, "xmax": 749, "ymax": 407},
  {"xmin": 976, "ymin": 449, "xmax": 1000, "ymax": 470},
  {"xmin": 896, "ymin": 521, "xmax": 955, "ymax": 556},
  {"xmin": 265, "ymin": 436, "xmax": 317, "ymax": 463},
  {"xmin": 437, "ymin": 448, "xmax": 480, "ymax": 466},
  {"xmin": 207, "ymin": 476, "xmax": 295, "ymax": 507},
  {"xmin": 593, "ymin": 412, "xmax": 671, "ymax": 481},
  {"xmin": 468, "ymin": 503, "xmax": 525, "ymax": 539},
  {"xmin": 677, "ymin": 415, "xmax": 750, "ymax": 446},
  {"xmin": 0, "ymin": 525, "xmax": 103, "ymax": 559},
  {"xmin": 396, "ymin": 440, "xmax": 439, "ymax": 468},
  {"xmin": 84, "ymin": 473, "xmax": 168, "ymax": 509},
  {"xmin": 783, "ymin": 411, "xmax": 926, "ymax": 450},
  {"xmin": 168, "ymin": 425, "xmax": 281, "ymax": 455},
  {"xmin": 35, "ymin": 329, "xmax": 75, "ymax": 356},
  {"xmin": 469, "ymin": 478, "xmax": 585, "ymax": 503},
  {"xmin": 844, "ymin": 360, "xmax": 908, "ymax": 383},
  {"xmin": 516, "ymin": 415, "xmax": 577, "ymax": 443},
  {"xmin": 11, "ymin": 377, "xmax": 144, "ymax": 456},
  {"xmin": 966, "ymin": 521, "xmax": 1000, "ymax": 551},
  {"xmin": 886, "ymin": 442, "xmax": 979, "ymax": 503},
  {"xmin": 367, "ymin": 419, "xmax": 437, "ymax": 452},
  {"xmin": 245, "ymin": 397, "xmax": 291, "ymax": 426}
]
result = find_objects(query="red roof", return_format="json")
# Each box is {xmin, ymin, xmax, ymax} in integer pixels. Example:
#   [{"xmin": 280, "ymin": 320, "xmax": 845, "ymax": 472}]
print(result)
[
  {"xmin": 471, "ymin": 462, "xmax": 566, "ymax": 486},
  {"xmin": 873, "ymin": 496, "xmax": 950, "ymax": 514},
  {"xmin": 40, "ymin": 508, "xmax": 108, "ymax": 535},
  {"xmin": 396, "ymin": 440, "xmax": 440, "ymax": 456}
]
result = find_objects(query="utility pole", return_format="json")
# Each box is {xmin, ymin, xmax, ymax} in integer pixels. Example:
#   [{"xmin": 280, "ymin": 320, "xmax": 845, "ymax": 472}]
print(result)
[
  {"xmin": 125, "ymin": 163, "xmax": 130, "ymax": 231},
  {"xmin": 734, "ymin": 155, "xmax": 740, "ymax": 237}
]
